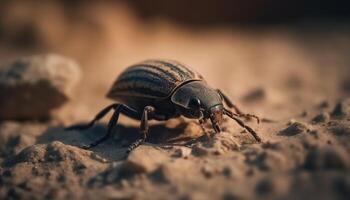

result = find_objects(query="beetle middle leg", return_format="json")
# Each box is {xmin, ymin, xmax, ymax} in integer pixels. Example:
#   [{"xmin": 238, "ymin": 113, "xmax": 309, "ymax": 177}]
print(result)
[
  {"xmin": 127, "ymin": 106, "xmax": 155, "ymax": 153},
  {"xmin": 80, "ymin": 104, "xmax": 138, "ymax": 149},
  {"xmin": 217, "ymin": 89, "xmax": 260, "ymax": 123}
]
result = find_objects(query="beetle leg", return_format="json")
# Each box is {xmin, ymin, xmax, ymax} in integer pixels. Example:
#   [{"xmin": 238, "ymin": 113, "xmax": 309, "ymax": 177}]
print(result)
[
  {"xmin": 82, "ymin": 104, "xmax": 138, "ymax": 149},
  {"xmin": 127, "ymin": 106, "xmax": 155, "ymax": 153},
  {"xmin": 217, "ymin": 89, "xmax": 260, "ymax": 123},
  {"xmin": 65, "ymin": 104, "xmax": 118, "ymax": 131},
  {"xmin": 223, "ymin": 108, "xmax": 262, "ymax": 142}
]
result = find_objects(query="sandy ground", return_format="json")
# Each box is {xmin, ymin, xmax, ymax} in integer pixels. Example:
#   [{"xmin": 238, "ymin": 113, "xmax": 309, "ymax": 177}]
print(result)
[{"xmin": 1, "ymin": 9, "xmax": 350, "ymax": 200}]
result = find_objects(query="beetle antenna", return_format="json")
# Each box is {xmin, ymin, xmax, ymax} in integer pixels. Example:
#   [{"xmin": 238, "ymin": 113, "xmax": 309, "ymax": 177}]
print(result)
[{"xmin": 223, "ymin": 108, "xmax": 262, "ymax": 142}]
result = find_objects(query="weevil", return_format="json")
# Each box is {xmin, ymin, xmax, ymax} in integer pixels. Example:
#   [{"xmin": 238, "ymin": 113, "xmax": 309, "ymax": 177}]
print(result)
[{"xmin": 67, "ymin": 59, "xmax": 261, "ymax": 153}]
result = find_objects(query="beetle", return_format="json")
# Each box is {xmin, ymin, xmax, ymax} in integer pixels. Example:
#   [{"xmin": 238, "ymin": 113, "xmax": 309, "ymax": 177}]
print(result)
[{"xmin": 67, "ymin": 59, "xmax": 261, "ymax": 153}]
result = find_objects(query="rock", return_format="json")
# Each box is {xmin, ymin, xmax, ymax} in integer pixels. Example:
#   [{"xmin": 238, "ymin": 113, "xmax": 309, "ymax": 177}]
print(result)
[
  {"xmin": 0, "ymin": 54, "xmax": 81, "ymax": 120},
  {"xmin": 331, "ymin": 98, "xmax": 350, "ymax": 118},
  {"xmin": 311, "ymin": 112, "xmax": 330, "ymax": 124},
  {"xmin": 120, "ymin": 145, "xmax": 169, "ymax": 176},
  {"xmin": 279, "ymin": 122, "xmax": 310, "ymax": 136},
  {"xmin": 304, "ymin": 147, "xmax": 350, "ymax": 170}
]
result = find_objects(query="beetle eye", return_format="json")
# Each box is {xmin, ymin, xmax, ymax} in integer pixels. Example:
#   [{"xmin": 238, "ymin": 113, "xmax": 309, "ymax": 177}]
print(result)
[{"xmin": 188, "ymin": 98, "xmax": 201, "ymax": 109}]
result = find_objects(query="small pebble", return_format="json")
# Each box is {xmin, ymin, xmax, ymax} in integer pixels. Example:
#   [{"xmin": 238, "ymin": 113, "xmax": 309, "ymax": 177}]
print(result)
[{"xmin": 311, "ymin": 112, "xmax": 330, "ymax": 124}]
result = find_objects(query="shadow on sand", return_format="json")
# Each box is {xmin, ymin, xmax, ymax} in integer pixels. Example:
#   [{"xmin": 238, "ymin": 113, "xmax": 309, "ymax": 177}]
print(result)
[{"xmin": 36, "ymin": 120, "xmax": 197, "ymax": 161}]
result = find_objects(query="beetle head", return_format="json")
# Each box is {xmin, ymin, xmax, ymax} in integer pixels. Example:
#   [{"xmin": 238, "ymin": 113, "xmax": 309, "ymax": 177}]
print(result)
[
  {"xmin": 187, "ymin": 98, "xmax": 224, "ymax": 133},
  {"xmin": 171, "ymin": 81, "xmax": 224, "ymax": 132}
]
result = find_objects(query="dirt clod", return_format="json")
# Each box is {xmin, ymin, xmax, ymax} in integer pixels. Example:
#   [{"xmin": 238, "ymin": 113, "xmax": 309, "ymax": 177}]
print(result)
[{"xmin": 279, "ymin": 122, "xmax": 310, "ymax": 136}]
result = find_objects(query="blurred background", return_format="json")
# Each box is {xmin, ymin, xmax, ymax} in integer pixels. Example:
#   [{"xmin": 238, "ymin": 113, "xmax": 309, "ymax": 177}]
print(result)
[
  {"xmin": 0, "ymin": 0, "xmax": 350, "ymax": 122},
  {"xmin": 2, "ymin": 2, "xmax": 350, "ymax": 200}
]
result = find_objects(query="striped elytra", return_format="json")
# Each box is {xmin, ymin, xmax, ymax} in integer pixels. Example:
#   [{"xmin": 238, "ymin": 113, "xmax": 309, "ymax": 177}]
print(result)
[{"xmin": 106, "ymin": 60, "xmax": 204, "ymax": 100}]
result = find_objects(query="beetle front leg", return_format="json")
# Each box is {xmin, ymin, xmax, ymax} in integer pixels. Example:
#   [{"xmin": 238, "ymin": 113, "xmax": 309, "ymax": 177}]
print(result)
[
  {"xmin": 127, "ymin": 106, "xmax": 155, "ymax": 153},
  {"xmin": 81, "ymin": 104, "xmax": 138, "ymax": 149},
  {"xmin": 217, "ymin": 89, "xmax": 260, "ymax": 123}
]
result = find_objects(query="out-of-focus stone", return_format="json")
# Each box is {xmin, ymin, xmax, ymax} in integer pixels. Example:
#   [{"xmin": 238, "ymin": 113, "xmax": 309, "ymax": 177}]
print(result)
[
  {"xmin": 279, "ymin": 122, "xmax": 310, "ymax": 136},
  {"xmin": 0, "ymin": 54, "xmax": 81, "ymax": 120}
]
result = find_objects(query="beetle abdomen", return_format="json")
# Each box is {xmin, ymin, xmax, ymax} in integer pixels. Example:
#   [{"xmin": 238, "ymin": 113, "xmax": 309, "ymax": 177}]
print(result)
[{"xmin": 107, "ymin": 60, "xmax": 203, "ymax": 100}]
